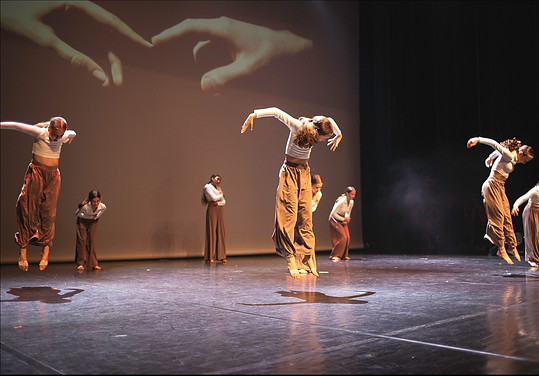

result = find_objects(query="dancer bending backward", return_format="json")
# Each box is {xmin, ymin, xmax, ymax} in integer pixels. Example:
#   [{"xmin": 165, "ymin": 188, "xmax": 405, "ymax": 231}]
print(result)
[
  {"xmin": 241, "ymin": 107, "xmax": 342, "ymax": 278},
  {"xmin": 1, "ymin": 118, "xmax": 76, "ymax": 271},
  {"xmin": 329, "ymin": 186, "xmax": 356, "ymax": 261},
  {"xmin": 511, "ymin": 180, "xmax": 539, "ymax": 267},
  {"xmin": 467, "ymin": 137, "xmax": 534, "ymax": 264}
]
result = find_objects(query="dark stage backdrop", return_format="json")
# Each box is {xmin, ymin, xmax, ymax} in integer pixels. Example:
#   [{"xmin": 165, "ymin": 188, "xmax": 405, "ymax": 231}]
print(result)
[
  {"xmin": 360, "ymin": 1, "xmax": 538, "ymax": 254},
  {"xmin": 1, "ymin": 1, "xmax": 361, "ymax": 263}
]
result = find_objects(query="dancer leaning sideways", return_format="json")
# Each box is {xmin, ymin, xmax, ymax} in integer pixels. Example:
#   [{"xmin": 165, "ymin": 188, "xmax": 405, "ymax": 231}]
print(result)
[
  {"xmin": 1, "ymin": 117, "xmax": 76, "ymax": 271},
  {"xmin": 467, "ymin": 136, "xmax": 534, "ymax": 264}
]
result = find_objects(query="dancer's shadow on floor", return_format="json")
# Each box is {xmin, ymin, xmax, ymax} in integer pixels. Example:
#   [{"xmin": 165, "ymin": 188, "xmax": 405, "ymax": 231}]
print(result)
[
  {"xmin": 241, "ymin": 290, "xmax": 375, "ymax": 306},
  {"xmin": 1, "ymin": 287, "xmax": 84, "ymax": 303}
]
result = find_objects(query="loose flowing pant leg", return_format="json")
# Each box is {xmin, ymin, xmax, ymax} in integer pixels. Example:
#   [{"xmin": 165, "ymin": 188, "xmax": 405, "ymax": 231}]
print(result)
[
  {"xmin": 272, "ymin": 164, "xmax": 314, "ymax": 258},
  {"xmin": 75, "ymin": 217, "xmax": 90, "ymax": 266},
  {"xmin": 86, "ymin": 219, "xmax": 99, "ymax": 268},
  {"xmin": 15, "ymin": 162, "xmax": 60, "ymax": 247},
  {"xmin": 523, "ymin": 203, "xmax": 539, "ymax": 263},
  {"xmin": 329, "ymin": 218, "xmax": 349, "ymax": 258},
  {"xmin": 482, "ymin": 177, "xmax": 517, "ymax": 250}
]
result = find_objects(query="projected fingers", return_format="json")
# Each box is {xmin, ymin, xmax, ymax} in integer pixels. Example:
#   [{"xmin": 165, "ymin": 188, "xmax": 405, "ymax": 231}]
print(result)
[
  {"xmin": 152, "ymin": 17, "xmax": 313, "ymax": 93},
  {"xmin": 0, "ymin": 1, "xmax": 151, "ymax": 87}
]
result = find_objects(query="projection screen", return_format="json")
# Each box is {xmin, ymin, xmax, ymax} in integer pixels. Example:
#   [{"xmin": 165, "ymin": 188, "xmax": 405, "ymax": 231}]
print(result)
[{"xmin": 1, "ymin": 0, "xmax": 360, "ymax": 263}]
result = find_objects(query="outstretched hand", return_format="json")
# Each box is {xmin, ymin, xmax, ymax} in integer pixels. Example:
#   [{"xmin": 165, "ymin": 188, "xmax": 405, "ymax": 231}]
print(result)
[
  {"xmin": 62, "ymin": 130, "xmax": 77, "ymax": 144},
  {"xmin": 327, "ymin": 135, "xmax": 342, "ymax": 151},
  {"xmin": 467, "ymin": 137, "xmax": 479, "ymax": 149},
  {"xmin": 511, "ymin": 206, "xmax": 519, "ymax": 216},
  {"xmin": 241, "ymin": 113, "xmax": 256, "ymax": 133},
  {"xmin": 0, "ymin": 1, "xmax": 152, "ymax": 87},
  {"xmin": 152, "ymin": 16, "xmax": 312, "ymax": 93}
]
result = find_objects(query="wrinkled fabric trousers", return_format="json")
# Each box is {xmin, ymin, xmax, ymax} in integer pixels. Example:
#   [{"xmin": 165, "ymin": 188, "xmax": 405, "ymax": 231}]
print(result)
[
  {"xmin": 272, "ymin": 162, "xmax": 314, "ymax": 259},
  {"xmin": 329, "ymin": 217, "xmax": 350, "ymax": 259},
  {"xmin": 15, "ymin": 161, "xmax": 60, "ymax": 248},
  {"xmin": 481, "ymin": 176, "xmax": 517, "ymax": 250},
  {"xmin": 75, "ymin": 217, "xmax": 100, "ymax": 268}
]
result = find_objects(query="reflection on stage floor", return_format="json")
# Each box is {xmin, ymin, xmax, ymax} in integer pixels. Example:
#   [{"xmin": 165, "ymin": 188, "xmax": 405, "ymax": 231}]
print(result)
[{"xmin": 1, "ymin": 253, "xmax": 538, "ymax": 375}]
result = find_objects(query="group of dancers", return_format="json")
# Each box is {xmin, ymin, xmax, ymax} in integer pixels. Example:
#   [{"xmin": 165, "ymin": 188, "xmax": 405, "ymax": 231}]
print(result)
[{"xmin": 2, "ymin": 111, "xmax": 537, "ymax": 276}]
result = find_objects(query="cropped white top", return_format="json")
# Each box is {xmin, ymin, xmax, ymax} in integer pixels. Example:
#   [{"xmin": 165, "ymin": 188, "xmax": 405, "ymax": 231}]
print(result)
[
  {"xmin": 478, "ymin": 137, "xmax": 517, "ymax": 178},
  {"xmin": 32, "ymin": 128, "xmax": 75, "ymax": 159},
  {"xmin": 254, "ymin": 107, "xmax": 341, "ymax": 160}
]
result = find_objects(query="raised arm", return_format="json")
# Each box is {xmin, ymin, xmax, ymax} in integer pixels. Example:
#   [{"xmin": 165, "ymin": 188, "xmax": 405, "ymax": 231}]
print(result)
[
  {"xmin": 467, "ymin": 137, "xmax": 513, "ymax": 160},
  {"xmin": 1, "ymin": 121, "xmax": 43, "ymax": 138},
  {"xmin": 241, "ymin": 107, "xmax": 301, "ymax": 134}
]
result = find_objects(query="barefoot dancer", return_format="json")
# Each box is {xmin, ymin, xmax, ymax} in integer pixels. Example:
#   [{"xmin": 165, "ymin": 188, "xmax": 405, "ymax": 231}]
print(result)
[
  {"xmin": 1, "ymin": 117, "xmax": 76, "ymax": 271},
  {"xmin": 467, "ymin": 136, "xmax": 534, "ymax": 264},
  {"xmin": 329, "ymin": 186, "xmax": 356, "ymax": 262},
  {"xmin": 241, "ymin": 107, "xmax": 342, "ymax": 278}
]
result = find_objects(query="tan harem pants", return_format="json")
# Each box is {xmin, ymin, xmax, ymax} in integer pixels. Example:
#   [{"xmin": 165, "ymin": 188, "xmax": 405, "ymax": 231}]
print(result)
[
  {"xmin": 481, "ymin": 175, "xmax": 517, "ymax": 250},
  {"xmin": 272, "ymin": 161, "xmax": 315, "ymax": 259}
]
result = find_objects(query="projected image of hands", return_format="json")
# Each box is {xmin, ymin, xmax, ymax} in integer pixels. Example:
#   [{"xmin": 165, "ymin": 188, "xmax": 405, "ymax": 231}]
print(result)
[
  {"xmin": 1, "ymin": 1, "xmax": 313, "ymax": 93},
  {"xmin": 151, "ymin": 16, "xmax": 312, "ymax": 93},
  {"xmin": 0, "ymin": 1, "xmax": 152, "ymax": 87}
]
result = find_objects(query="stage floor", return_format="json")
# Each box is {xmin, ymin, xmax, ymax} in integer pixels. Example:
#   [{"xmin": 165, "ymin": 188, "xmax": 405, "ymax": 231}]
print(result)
[{"xmin": 1, "ymin": 253, "xmax": 538, "ymax": 375}]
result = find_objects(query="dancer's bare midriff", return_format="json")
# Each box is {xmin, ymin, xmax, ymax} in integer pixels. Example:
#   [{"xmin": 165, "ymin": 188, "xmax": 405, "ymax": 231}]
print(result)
[
  {"xmin": 33, "ymin": 154, "xmax": 59, "ymax": 167},
  {"xmin": 285, "ymin": 154, "xmax": 308, "ymax": 166}
]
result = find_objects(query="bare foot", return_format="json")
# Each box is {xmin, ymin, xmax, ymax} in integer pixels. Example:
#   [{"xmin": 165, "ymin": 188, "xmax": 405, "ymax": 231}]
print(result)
[
  {"xmin": 304, "ymin": 255, "xmax": 319, "ymax": 277},
  {"xmin": 287, "ymin": 255, "xmax": 301, "ymax": 278},
  {"xmin": 508, "ymin": 248, "xmax": 521, "ymax": 262},
  {"xmin": 39, "ymin": 245, "xmax": 50, "ymax": 271},
  {"xmin": 18, "ymin": 248, "xmax": 28, "ymax": 272},
  {"xmin": 497, "ymin": 248, "xmax": 514, "ymax": 265}
]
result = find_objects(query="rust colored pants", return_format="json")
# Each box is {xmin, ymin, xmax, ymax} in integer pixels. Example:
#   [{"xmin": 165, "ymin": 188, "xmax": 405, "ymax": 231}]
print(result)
[
  {"xmin": 481, "ymin": 176, "xmax": 516, "ymax": 250},
  {"xmin": 272, "ymin": 162, "xmax": 314, "ymax": 259},
  {"xmin": 15, "ymin": 161, "xmax": 61, "ymax": 247},
  {"xmin": 75, "ymin": 217, "xmax": 100, "ymax": 268},
  {"xmin": 329, "ymin": 217, "xmax": 350, "ymax": 259},
  {"xmin": 205, "ymin": 205, "xmax": 227, "ymax": 261}
]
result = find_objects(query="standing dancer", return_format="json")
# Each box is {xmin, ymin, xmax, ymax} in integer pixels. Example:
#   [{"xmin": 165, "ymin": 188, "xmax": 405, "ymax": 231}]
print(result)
[
  {"xmin": 1, "ymin": 117, "xmax": 76, "ymax": 271},
  {"xmin": 467, "ymin": 137, "xmax": 534, "ymax": 264},
  {"xmin": 75, "ymin": 190, "xmax": 107, "ymax": 271},
  {"xmin": 241, "ymin": 107, "xmax": 342, "ymax": 278},
  {"xmin": 202, "ymin": 174, "xmax": 227, "ymax": 263},
  {"xmin": 329, "ymin": 186, "xmax": 356, "ymax": 261},
  {"xmin": 511, "ymin": 180, "xmax": 539, "ymax": 267}
]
